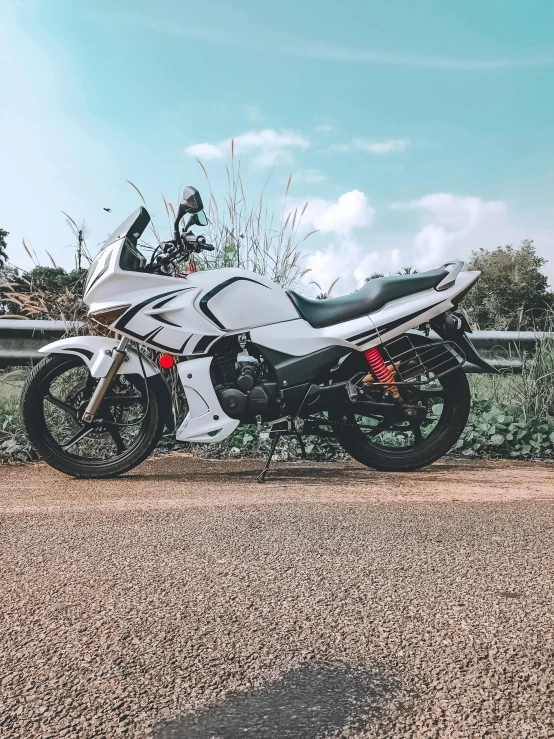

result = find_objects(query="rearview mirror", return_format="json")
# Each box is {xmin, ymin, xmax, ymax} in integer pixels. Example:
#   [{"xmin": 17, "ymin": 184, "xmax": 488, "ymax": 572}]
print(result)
[
  {"xmin": 185, "ymin": 210, "xmax": 209, "ymax": 230},
  {"xmin": 179, "ymin": 186, "xmax": 204, "ymax": 214}
]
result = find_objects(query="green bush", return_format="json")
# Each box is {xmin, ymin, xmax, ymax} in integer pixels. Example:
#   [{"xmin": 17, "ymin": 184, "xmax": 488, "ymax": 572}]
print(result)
[
  {"xmin": 0, "ymin": 396, "xmax": 35, "ymax": 463},
  {"xmin": 454, "ymin": 399, "xmax": 554, "ymax": 458},
  {"xmin": 191, "ymin": 424, "xmax": 346, "ymax": 462}
]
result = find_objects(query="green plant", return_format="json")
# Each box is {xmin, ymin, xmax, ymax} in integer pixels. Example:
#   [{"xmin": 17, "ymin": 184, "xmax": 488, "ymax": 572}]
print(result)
[
  {"xmin": 464, "ymin": 240, "xmax": 553, "ymax": 330},
  {"xmin": 311, "ymin": 277, "xmax": 340, "ymax": 300},
  {"xmin": 511, "ymin": 323, "xmax": 554, "ymax": 422},
  {"xmin": 454, "ymin": 399, "xmax": 554, "ymax": 458},
  {"xmin": 0, "ymin": 265, "xmax": 87, "ymax": 324},
  {"xmin": 190, "ymin": 423, "xmax": 346, "ymax": 462},
  {"xmin": 0, "ymin": 396, "xmax": 35, "ymax": 463}
]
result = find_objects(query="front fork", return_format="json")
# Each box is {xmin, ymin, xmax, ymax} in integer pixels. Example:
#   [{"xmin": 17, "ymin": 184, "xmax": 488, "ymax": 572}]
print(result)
[{"xmin": 81, "ymin": 337, "xmax": 130, "ymax": 423}]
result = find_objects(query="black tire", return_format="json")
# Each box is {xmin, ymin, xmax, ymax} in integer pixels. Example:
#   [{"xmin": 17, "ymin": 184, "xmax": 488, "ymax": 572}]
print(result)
[
  {"xmin": 21, "ymin": 353, "xmax": 165, "ymax": 478},
  {"xmin": 329, "ymin": 364, "xmax": 471, "ymax": 472}
]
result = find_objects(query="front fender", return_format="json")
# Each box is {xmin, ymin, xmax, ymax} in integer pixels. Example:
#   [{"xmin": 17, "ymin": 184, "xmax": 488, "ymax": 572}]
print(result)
[
  {"xmin": 38, "ymin": 336, "xmax": 159, "ymax": 378},
  {"xmin": 39, "ymin": 336, "xmax": 176, "ymax": 431}
]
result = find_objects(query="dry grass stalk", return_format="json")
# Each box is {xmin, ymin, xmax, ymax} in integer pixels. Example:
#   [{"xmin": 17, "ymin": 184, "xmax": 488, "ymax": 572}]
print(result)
[{"xmin": 185, "ymin": 162, "xmax": 316, "ymax": 288}]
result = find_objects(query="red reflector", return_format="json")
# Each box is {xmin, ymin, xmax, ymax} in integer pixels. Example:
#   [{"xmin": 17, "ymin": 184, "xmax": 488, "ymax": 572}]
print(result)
[{"xmin": 159, "ymin": 354, "xmax": 175, "ymax": 369}]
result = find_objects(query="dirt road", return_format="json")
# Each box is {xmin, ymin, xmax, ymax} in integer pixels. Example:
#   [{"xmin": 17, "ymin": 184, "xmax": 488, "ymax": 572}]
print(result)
[{"xmin": 1, "ymin": 456, "xmax": 553, "ymax": 738}]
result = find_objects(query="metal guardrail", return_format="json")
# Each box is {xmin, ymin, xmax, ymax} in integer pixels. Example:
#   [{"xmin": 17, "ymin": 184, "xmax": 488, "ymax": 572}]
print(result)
[
  {"xmin": 0, "ymin": 319, "xmax": 76, "ymax": 369},
  {"xmin": 0, "ymin": 319, "xmax": 550, "ymax": 372}
]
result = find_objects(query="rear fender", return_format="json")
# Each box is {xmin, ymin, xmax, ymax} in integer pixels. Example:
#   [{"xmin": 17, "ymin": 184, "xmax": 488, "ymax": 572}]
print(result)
[{"xmin": 430, "ymin": 314, "xmax": 501, "ymax": 374}]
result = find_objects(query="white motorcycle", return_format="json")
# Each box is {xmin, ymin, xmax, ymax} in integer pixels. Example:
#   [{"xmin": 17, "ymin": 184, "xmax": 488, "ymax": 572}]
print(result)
[{"xmin": 21, "ymin": 186, "xmax": 496, "ymax": 480}]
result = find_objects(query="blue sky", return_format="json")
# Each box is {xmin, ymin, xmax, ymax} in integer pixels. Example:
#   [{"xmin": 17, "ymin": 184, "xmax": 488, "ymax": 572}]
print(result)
[{"xmin": 1, "ymin": 0, "xmax": 553, "ymax": 294}]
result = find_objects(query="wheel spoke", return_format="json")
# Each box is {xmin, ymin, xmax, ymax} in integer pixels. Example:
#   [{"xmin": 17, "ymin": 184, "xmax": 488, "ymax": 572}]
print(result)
[
  {"xmin": 410, "ymin": 421, "xmax": 424, "ymax": 444},
  {"xmin": 61, "ymin": 425, "xmax": 96, "ymax": 452},
  {"xmin": 366, "ymin": 417, "xmax": 394, "ymax": 439},
  {"xmin": 44, "ymin": 393, "xmax": 78, "ymax": 418},
  {"xmin": 418, "ymin": 388, "xmax": 446, "ymax": 400},
  {"xmin": 108, "ymin": 426, "xmax": 127, "ymax": 454}
]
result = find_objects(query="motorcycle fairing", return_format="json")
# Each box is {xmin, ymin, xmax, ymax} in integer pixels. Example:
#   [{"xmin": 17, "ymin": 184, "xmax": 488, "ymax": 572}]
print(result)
[
  {"xmin": 175, "ymin": 357, "xmax": 239, "ymax": 442},
  {"xmin": 87, "ymin": 265, "xmax": 300, "ymax": 355}
]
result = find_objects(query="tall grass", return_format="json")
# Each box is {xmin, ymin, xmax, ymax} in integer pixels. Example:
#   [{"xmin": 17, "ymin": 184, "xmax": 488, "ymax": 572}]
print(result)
[
  {"xmin": 511, "ymin": 315, "xmax": 554, "ymax": 422},
  {"xmin": 189, "ymin": 144, "xmax": 316, "ymax": 288},
  {"xmin": 470, "ymin": 310, "xmax": 554, "ymax": 422},
  {"xmin": 470, "ymin": 315, "xmax": 554, "ymax": 423}
]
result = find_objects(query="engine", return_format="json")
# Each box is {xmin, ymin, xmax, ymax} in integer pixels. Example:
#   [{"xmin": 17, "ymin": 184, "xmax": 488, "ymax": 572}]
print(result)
[{"xmin": 210, "ymin": 340, "xmax": 276, "ymax": 420}]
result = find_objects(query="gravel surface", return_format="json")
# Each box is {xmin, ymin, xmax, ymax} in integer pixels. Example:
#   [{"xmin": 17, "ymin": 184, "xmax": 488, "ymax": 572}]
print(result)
[{"xmin": 1, "ymin": 456, "xmax": 553, "ymax": 738}]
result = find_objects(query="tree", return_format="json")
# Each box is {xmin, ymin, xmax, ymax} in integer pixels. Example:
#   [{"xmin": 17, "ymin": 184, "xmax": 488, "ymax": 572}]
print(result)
[
  {"xmin": 14, "ymin": 266, "xmax": 86, "ymax": 295},
  {"xmin": 0, "ymin": 229, "xmax": 7, "ymax": 269},
  {"xmin": 463, "ymin": 240, "xmax": 553, "ymax": 330}
]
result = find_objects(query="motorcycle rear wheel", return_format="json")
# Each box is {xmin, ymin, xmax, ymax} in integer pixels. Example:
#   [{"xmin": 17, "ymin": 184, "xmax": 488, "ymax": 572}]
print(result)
[
  {"xmin": 328, "ymin": 364, "xmax": 470, "ymax": 472},
  {"xmin": 21, "ymin": 353, "xmax": 164, "ymax": 478}
]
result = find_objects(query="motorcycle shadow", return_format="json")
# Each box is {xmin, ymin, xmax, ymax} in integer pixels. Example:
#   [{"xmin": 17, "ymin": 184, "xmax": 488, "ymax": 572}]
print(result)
[
  {"xmin": 149, "ymin": 660, "xmax": 406, "ymax": 739},
  {"xmin": 125, "ymin": 462, "xmax": 377, "ymax": 485},
  {"xmin": 124, "ymin": 456, "xmax": 452, "ymax": 485}
]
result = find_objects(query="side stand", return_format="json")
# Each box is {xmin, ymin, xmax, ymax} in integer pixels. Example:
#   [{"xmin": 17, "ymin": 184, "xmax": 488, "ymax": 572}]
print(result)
[
  {"xmin": 257, "ymin": 432, "xmax": 280, "ymax": 483},
  {"xmin": 296, "ymin": 433, "xmax": 307, "ymax": 459}
]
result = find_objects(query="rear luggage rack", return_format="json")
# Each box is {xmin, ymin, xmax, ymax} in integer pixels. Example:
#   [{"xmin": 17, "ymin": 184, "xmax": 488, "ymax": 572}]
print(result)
[{"xmin": 365, "ymin": 334, "xmax": 465, "ymax": 387}]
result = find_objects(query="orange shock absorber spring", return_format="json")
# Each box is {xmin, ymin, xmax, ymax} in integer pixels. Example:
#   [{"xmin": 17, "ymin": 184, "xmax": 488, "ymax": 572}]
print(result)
[{"xmin": 364, "ymin": 347, "xmax": 400, "ymax": 400}]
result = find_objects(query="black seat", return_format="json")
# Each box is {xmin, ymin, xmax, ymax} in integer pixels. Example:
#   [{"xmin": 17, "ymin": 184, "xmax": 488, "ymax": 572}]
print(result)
[{"xmin": 287, "ymin": 269, "xmax": 448, "ymax": 328}]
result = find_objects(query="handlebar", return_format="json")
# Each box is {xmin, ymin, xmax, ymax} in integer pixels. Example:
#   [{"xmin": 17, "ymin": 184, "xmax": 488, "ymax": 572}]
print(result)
[
  {"xmin": 148, "ymin": 232, "xmax": 214, "ymax": 273},
  {"xmin": 184, "ymin": 233, "xmax": 215, "ymax": 251}
]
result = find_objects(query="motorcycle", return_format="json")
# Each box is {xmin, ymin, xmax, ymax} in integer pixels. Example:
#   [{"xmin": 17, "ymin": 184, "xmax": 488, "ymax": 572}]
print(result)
[{"xmin": 21, "ymin": 186, "xmax": 497, "ymax": 480}]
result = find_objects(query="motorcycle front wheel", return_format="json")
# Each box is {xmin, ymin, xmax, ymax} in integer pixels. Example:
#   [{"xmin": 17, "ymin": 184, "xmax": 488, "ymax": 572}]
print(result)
[{"xmin": 21, "ymin": 353, "xmax": 164, "ymax": 478}]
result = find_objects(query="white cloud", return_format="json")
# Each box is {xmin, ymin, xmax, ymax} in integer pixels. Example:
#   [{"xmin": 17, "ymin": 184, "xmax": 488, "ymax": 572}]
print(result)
[
  {"xmin": 298, "ymin": 192, "xmax": 522, "ymax": 298},
  {"xmin": 184, "ymin": 142, "xmax": 226, "ymax": 160},
  {"xmin": 302, "ymin": 190, "xmax": 375, "ymax": 235},
  {"xmin": 395, "ymin": 192, "xmax": 505, "ymax": 226},
  {"xmin": 391, "ymin": 193, "xmax": 507, "ymax": 269},
  {"xmin": 304, "ymin": 241, "xmax": 374, "ymax": 296},
  {"xmin": 185, "ymin": 128, "xmax": 309, "ymax": 166},
  {"xmin": 313, "ymin": 124, "xmax": 335, "ymax": 134},
  {"xmin": 330, "ymin": 138, "xmax": 410, "ymax": 155},
  {"xmin": 293, "ymin": 168, "xmax": 329, "ymax": 184}
]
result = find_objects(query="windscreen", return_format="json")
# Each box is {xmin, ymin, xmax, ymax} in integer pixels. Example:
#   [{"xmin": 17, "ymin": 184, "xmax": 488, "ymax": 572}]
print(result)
[
  {"xmin": 104, "ymin": 206, "xmax": 151, "ymax": 249},
  {"xmin": 84, "ymin": 207, "xmax": 152, "ymax": 294}
]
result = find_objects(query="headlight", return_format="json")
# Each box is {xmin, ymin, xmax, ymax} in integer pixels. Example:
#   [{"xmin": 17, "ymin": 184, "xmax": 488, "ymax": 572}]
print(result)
[{"xmin": 89, "ymin": 305, "xmax": 130, "ymax": 327}]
